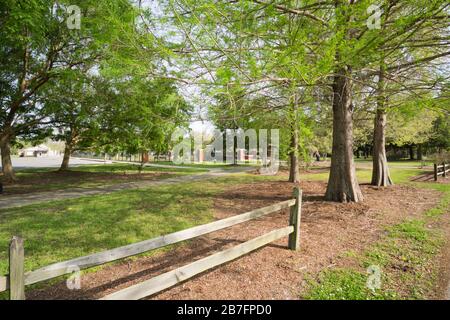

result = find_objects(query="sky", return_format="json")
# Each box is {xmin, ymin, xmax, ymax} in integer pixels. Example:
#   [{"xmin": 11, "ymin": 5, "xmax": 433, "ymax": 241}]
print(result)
[{"xmin": 189, "ymin": 120, "xmax": 215, "ymax": 136}]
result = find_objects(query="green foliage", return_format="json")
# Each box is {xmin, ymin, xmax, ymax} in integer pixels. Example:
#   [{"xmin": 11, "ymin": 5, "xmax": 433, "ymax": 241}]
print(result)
[
  {"xmin": 304, "ymin": 269, "xmax": 395, "ymax": 300},
  {"xmin": 0, "ymin": 0, "xmax": 141, "ymax": 162},
  {"xmin": 427, "ymin": 114, "xmax": 450, "ymax": 151},
  {"xmin": 163, "ymin": 0, "xmax": 448, "ymax": 169},
  {"xmin": 388, "ymin": 220, "xmax": 430, "ymax": 242},
  {"xmin": 387, "ymin": 107, "xmax": 438, "ymax": 146},
  {"xmin": 96, "ymin": 77, "xmax": 192, "ymax": 155}
]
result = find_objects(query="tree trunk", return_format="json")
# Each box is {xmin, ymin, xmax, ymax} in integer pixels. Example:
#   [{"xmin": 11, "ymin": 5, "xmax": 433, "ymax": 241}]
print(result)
[
  {"xmin": 325, "ymin": 66, "xmax": 363, "ymax": 202},
  {"xmin": 289, "ymin": 129, "xmax": 300, "ymax": 183},
  {"xmin": 417, "ymin": 144, "xmax": 423, "ymax": 161},
  {"xmin": 233, "ymin": 135, "xmax": 238, "ymax": 166},
  {"xmin": 371, "ymin": 61, "xmax": 393, "ymax": 187},
  {"xmin": 59, "ymin": 143, "xmax": 72, "ymax": 171},
  {"xmin": 0, "ymin": 138, "xmax": 16, "ymax": 182},
  {"xmin": 409, "ymin": 145, "xmax": 415, "ymax": 160},
  {"xmin": 288, "ymin": 94, "xmax": 300, "ymax": 183},
  {"xmin": 371, "ymin": 109, "xmax": 393, "ymax": 187}
]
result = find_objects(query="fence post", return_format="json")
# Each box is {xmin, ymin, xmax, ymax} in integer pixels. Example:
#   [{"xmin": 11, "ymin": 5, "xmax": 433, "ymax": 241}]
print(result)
[
  {"xmin": 434, "ymin": 163, "xmax": 438, "ymax": 181},
  {"xmin": 288, "ymin": 187, "xmax": 302, "ymax": 251},
  {"xmin": 9, "ymin": 236, "xmax": 25, "ymax": 300},
  {"xmin": 443, "ymin": 162, "xmax": 447, "ymax": 178}
]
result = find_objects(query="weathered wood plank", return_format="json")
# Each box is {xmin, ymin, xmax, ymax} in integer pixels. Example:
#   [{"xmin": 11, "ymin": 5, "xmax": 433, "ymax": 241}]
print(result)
[
  {"xmin": 0, "ymin": 275, "xmax": 8, "ymax": 292},
  {"xmin": 288, "ymin": 187, "xmax": 302, "ymax": 251},
  {"xmin": 101, "ymin": 226, "xmax": 294, "ymax": 300},
  {"xmin": 24, "ymin": 199, "xmax": 296, "ymax": 286},
  {"xmin": 9, "ymin": 236, "xmax": 25, "ymax": 300}
]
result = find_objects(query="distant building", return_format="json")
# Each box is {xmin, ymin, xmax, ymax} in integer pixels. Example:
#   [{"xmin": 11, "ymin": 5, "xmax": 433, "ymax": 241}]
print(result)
[{"xmin": 19, "ymin": 144, "xmax": 60, "ymax": 157}]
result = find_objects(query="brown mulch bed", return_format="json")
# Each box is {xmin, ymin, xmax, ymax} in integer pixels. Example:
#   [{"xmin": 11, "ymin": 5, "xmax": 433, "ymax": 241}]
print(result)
[{"xmin": 26, "ymin": 179, "xmax": 442, "ymax": 300}]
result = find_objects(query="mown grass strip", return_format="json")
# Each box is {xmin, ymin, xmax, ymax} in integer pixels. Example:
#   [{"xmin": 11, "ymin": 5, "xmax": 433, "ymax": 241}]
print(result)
[{"xmin": 303, "ymin": 179, "xmax": 449, "ymax": 300}]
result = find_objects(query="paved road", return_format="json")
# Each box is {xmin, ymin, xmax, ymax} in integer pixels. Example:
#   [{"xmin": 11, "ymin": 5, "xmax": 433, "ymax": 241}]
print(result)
[
  {"xmin": 0, "ymin": 163, "xmax": 253, "ymax": 210},
  {"xmin": 2, "ymin": 156, "xmax": 111, "ymax": 169}
]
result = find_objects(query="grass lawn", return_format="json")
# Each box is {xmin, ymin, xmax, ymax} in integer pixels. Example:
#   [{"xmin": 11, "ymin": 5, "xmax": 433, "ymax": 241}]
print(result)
[
  {"xmin": 0, "ymin": 173, "xmax": 280, "ymax": 278},
  {"xmin": 301, "ymin": 165, "xmax": 428, "ymax": 184},
  {"xmin": 153, "ymin": 160, "xmax": 259, "ymax": 170},
  {"xmin": 354, "ymin": 158, "xmax": 433, "ymax": 168},
  {"xmin": 302, "ymin": 166, "xmax": 450, "ymax": 300},
  {"xmin": 1, "ymin": 163, "xmax": 208, "ymax": 195},
  {"xmin": 0, "ymin": 161, "xmax": 447, "ymax": 300}
]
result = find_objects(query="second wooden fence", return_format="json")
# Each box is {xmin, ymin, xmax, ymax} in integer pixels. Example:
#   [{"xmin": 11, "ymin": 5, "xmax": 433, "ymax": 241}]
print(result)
[{"xmin": 434, "ymin": 162, "xmax": 449, "ymax": 181}]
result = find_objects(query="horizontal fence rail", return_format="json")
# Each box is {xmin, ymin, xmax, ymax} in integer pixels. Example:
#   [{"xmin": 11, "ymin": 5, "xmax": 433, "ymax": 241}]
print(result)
[
  {"xmin": 1, "ymin": 188, "xmax": 302, "ymax": 300},
  {"xmin": 0, "ymin": 276, "xmax": 6, "ymax": 292},
  {"xmin": 101, "ymin": 226, "xmax": 294, "ymax": 300},
  {"xmin": 0, "ymin": 199, "xmax": 296, "ymax": 290}
]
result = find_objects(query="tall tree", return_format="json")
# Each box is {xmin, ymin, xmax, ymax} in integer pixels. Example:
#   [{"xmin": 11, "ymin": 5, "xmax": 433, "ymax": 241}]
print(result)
[
  {"xmin": 43, "ymin": 71, "xmax": 103, "ymax": 170},
  {"xmin": 0, "ymin": 0, "xmax": 137, "ymax": 181},
  {"xmin": 153, "ymin": 0, "xmax": 449, "ymax": 202},
  {"xmin": 95, "ymin": 77, "xmax": 192, "ymax": 159},
  {"xmin": 366, "ymin": 1, "xmax": 449, "ymax": 186}
]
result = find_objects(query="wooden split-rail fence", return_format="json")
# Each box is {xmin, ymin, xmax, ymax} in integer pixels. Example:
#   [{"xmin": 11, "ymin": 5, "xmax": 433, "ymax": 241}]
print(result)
[
  {"xmin": 0, "ymin": 187, "xmax": 303, "ymax": 300},
  {"xmin": 434, "ymin": 162, "xmax": 449, "ymax": 181}
]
